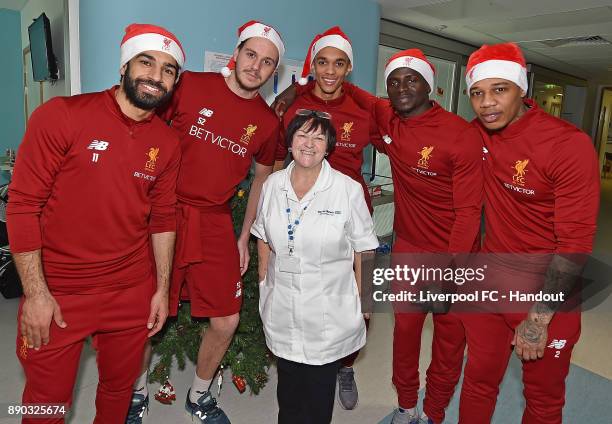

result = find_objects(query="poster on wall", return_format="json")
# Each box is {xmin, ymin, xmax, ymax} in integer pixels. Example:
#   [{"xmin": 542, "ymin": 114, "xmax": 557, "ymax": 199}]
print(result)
[{"xmin": 204, "ymin": 51, "xmax": 304, "ymax": 105}]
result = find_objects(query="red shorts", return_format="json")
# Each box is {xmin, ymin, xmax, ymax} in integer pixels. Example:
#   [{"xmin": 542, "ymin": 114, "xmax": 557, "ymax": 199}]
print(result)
[
  {"xmin": 169, "ymin": 203, "xmax": 242, "ymax": 317},
  {"xmin": 17, "ymin": 278, "xmax": 154, "ymax": 424}
]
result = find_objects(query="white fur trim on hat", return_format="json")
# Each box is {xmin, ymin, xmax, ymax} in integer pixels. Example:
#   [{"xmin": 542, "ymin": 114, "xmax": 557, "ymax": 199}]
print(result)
[
  {"xmin": 120, "ymin": 33, "xmax": 185, "ymax": 68},
  {"xmin": 312, "ymin": 34, "xmax": 353, "ymax": 66},
  {"xmin": 465, "ymin": 59, "xmax": 528, "ymax": 92},
  {"xmin": 384, "ymin": 56, "xmax": 434, "ymax": 91},
  {"xmin": 298, "ymin": 31, "xmax": 353, "ymax": 85},
  {"xmin": 238, "ymin": 22, "xmax": 285, "ymax": 62}
]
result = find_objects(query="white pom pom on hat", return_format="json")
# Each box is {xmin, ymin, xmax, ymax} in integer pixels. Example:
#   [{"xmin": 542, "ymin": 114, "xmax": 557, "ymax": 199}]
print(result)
[{"xmin": 221, "ymin": 66, "xmax": 232, "ymax": 78}]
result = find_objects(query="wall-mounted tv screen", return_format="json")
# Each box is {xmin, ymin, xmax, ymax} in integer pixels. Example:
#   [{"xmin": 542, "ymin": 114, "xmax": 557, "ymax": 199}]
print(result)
[{"xmin": 28, "ymin": 13, "xmax": 58, "ymax": 82}]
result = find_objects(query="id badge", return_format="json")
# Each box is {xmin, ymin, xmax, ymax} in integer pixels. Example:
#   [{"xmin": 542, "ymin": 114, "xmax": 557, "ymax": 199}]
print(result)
[{"xmin": 279, "ymin": 254, "xmax": 301, "ymax": 274}]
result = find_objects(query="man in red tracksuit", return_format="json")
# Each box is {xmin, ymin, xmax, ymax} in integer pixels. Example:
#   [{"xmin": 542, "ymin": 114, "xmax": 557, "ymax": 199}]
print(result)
[
  {"xmin": 459, "ymin": 42, "xmax": 600, "ymax": 423},
  {"xmin": 7, "ymin": 24, "xmax": 184, "ymax": 424},
  {"xmin": 274, "ymin": 26, "xmax": 383, "ymax": 212},
  {"xmin": 272, "ymin": 26, "xmax": 383, "ymax": 410},
  {"xmin": 128, "ymin": 20, "xmax": 283, "ymax": 424},
  {"xmin": 340, "ymin": 49, "xmax": 483, "ymax": 424}
]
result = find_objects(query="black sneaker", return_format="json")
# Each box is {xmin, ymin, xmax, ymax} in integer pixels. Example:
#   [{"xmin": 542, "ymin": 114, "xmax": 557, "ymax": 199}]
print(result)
[
  {"xmin": 185, "ymin": 389, "xmax": 231, "ymax": 423},
  {"xmin": 125, "ymin": 393, "xmax": 148, "ymax": 424},
  {"xmin": 337, "ymin": 367, "xmax": 359, "ymax": 409}
]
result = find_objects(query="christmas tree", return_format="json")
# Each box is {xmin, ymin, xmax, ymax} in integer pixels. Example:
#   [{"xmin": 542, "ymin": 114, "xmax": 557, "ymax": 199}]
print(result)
[{"xmin": 150, "ymin": 184, "xmax": 271, "ymax": 394}]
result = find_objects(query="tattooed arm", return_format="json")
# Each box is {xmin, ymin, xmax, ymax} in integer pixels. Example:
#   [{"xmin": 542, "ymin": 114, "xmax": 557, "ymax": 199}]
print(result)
[
  {"xmin": 513, "ymin": 129, "xmax": 599, "ymax": 362},
  {"xmin": 512, "ymin": 255, "xmax": 583, "ymax": 361}
]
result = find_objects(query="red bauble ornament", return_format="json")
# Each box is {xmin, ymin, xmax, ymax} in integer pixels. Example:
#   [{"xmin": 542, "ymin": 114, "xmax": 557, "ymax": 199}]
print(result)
[
  {"xmin": 232, "ymin": 375, "xmax": 247, "ymax": 393},
  {"xmin": 154, "ymin": 380, "xmax": 177, "ymax": 405}
]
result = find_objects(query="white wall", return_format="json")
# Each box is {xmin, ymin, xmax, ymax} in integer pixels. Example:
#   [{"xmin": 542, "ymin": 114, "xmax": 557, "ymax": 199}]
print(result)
[{"xmin": 21, "ymin": 0, "xmax": 69, "ymax": 103}]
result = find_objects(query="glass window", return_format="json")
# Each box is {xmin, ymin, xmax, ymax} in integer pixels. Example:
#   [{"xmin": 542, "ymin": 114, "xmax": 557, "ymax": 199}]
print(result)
[
  {"xmin": 376, "ymin": 45, "xmax": 399, "ymax": 97},
  {"xmin": 372, "ymin": 45, "xmax": 399, "ymax": 192},
  {"xmin": 457, "ymin": 65, "xmax": 476, "ymax": 122},
  {"xmin": 532, "ymin": 81, "xmax": 565, "ymax": 118},
  {"xmin": 427, "ymin": 56, "xmax": 455, "ymax": 111}
]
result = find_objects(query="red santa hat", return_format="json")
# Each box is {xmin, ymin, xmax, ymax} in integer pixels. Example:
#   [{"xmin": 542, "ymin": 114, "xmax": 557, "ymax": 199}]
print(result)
[
  {"xmin": 298, "ymin": 26, "xmax": 353, "ymax": 85},
  {"xmin": 120, "ymin": 23, "xmax": 185, "ymax": 69},
  {"xmin": 221, "ymin": 20, "xmax": 285, "ymax": 77},
  {"xmin": 384, "ymin": 49, "xmax": 435, "ymax": 91},
  {"xmin": 465, "ymin": 43, "xmax": 528, "ymax": 92}
]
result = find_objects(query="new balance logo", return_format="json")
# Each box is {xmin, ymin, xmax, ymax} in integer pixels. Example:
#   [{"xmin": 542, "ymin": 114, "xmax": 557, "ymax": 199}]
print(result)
[
  {"xmin": 199, "ymin": 108, "xmax": 214, "ymax": 117},
  {"xmin": 87, "ymin": 140, "xmax": 110, "ymax": 151},
  {"xmin": 548, "ymin": 339, "xmax": 567, "ymax": 350}
]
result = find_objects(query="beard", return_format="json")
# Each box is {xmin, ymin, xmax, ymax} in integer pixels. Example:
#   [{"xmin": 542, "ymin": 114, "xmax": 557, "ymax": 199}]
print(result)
[
  {"xmin": 234, "ymin": 66, "xmax": 268, "ymax": 92},
  {"xmin": 122, "ymin": 66, "xmax": 173, "ymax": 110}
]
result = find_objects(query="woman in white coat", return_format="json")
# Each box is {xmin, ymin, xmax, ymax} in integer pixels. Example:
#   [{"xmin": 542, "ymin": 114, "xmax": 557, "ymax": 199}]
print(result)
[{"xmin": 251, "ymin": 110, "xmax": 379, "ymax": 424}]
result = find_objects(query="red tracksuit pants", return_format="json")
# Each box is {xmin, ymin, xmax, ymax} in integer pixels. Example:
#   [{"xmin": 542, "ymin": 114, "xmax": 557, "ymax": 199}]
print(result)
[
  {"xmin": 16, "ymin": 280, "xmax": 154, "ymax": 424},
  {"xmin": 459, "ymin": 311, "xmax": 581, "ymax": 424},
  {"xmin": 392, "ymin": 236, "xmax": 466, "ymax": 423},
  {"xmin": 393, "ymin": 311, "xmax": 465, "ymax": 423}
]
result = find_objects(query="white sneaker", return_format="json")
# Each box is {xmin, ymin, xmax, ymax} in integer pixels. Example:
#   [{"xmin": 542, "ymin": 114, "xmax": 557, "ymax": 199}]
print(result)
[{"xmin": 390, "ymin": 408, "xmax": 421, "ymax": 424}]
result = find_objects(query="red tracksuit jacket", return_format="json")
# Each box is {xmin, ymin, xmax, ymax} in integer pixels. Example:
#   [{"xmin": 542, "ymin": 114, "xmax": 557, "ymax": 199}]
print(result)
[
  {"xmin": 474, "ymin": 99, "xmax": 599, "ymax": 255},
  {"xmin": 346, "ymin": 83, "xmax": 483, "ymax": 253},
  {"xmin": 7, "ymin": 88, "xmax": 181, "ymax": 292}
]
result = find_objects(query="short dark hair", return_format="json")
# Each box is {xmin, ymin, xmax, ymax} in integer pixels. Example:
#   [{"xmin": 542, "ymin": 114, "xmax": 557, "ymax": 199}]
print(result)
[{"xmin": 285, "ymin": 113, "xmax": 336, "ymax": 154}]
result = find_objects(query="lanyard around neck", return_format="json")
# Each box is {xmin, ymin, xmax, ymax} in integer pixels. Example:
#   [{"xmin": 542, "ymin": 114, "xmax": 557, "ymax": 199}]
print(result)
[{"xmin": 285, "ymin": 192, "xmax": 315, "ymax": 256}]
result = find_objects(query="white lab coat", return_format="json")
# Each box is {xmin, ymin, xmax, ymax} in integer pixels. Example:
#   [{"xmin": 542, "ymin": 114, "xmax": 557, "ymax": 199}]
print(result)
[{"xmin": 251, "ymin": 160, "xmax": 379, "ymax": 365}]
